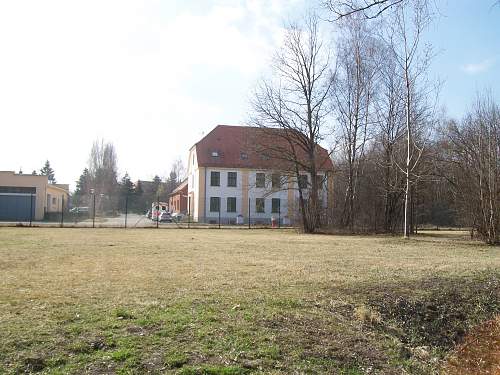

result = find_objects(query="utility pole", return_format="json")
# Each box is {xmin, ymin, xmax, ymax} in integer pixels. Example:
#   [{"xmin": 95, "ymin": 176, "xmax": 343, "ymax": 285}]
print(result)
[{"xmin": 90, "ymin": 189, "xmax": 96, "ymax": 228}]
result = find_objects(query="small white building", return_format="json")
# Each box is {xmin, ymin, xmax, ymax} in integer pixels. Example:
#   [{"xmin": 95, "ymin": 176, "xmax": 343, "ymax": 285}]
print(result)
[{"xmin": 187, "ymin": 125, "xmax": 334, "ymax": 225}]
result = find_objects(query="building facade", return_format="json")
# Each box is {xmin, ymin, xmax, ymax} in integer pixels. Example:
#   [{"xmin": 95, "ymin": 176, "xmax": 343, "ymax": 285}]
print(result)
[
  {"xmin": 187, "ymin": 125, "xmax": 334, "ymax": 225},
  {"xmin": 0, "ymin": 171, "xmax": 69, "ymax": 221},
  {"xmin": 169, "ymin": 179, "xmax": 188, "ymax": 214}
]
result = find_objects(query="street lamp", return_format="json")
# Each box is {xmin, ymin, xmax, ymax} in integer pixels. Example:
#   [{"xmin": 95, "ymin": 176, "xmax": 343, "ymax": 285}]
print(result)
[{"xmin": 90, "ymin": 189, "xmax": 96, "ymax": 228}]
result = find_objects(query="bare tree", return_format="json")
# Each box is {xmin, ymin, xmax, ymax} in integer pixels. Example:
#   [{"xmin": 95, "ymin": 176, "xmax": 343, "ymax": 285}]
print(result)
[
  {"xmin": 332, "ymin": 16, "xmax": 379, "ymax": 231},
  {"xmin": 443, "ymin": 93, "xmax": 499, "ymax": 244},
  {"xmin": 251, "ymin": 14, "xmax": 333, "ymax": 233},
  {"xmin": 371, "ymin": 45, "xmax": 407, "ymax": 232},
  {"xmin": 171, "ymin": 158, "xmax": 186, "ymax": 183},
  {"xmin": 325, "ymin": 0, "xmax": 405, "ymax": 20},
  {"xmin": 382, "ymin": 0, "xmax": 435, "ymax": 238},
  {"xmin": 88, "ymin": 139, "xmax": 119, "ymax": 213}
]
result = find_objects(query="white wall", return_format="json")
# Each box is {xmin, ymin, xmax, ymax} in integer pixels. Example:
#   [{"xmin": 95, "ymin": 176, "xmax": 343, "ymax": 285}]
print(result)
[
  {"xmin": 188, "ymin": 147, "xmax": 329, "ymax": 222},
  {"xmin": 204, "ymin": 168, "xmax": 290, "ymax": 221}
]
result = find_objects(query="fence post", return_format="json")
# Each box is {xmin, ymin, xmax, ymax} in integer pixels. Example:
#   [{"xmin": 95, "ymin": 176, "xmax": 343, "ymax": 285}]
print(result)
[
  {"xmin": 156, "ymin": 194, "xmax": 159, "ymax": 229},
  {"xmin": 188, "ymin": 197, "xmax": 190, "ymax": 229},
  {"xmin": 248, "ymin": 197, "xmax": 250, "ymax": 229},
  {"xmin": 60, "ymin": 196, "xmax": 64, "ymax": 228},
  {"xmin": 92, "ymin": 193, "xmax": 96, "ymax": 228},
  {"xmin": 278, "ymin": 201, "xmax": 281, "ymax": 229},
  {"xmin": 124, "ymin": 194, "xmax": 128, "ymax": 229},
  {"xmin": 29, "ymin": 192, "xmax": 33, "ymax": 227},
  {"xmin": 218, "ymin": 205, "xmax": 221, "ymax": 229}
]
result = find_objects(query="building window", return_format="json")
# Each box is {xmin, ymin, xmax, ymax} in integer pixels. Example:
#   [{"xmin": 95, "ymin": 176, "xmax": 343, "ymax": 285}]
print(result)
[
  {"xmin": 227, "ymin": 197, "xmax": 236, "ymax": 212},
  {"xmin": 240, "ymin": 152, "xmax": 248, "ymax": 160},
  {"xmin": 210, "ymin": 171, "xmax": 220, "ymax": 186},
  {"xmin": 211, "ymin": 151, "xmax": 219, "ymax": 157},
  {"xmin": 272, "ymin": 198, "xmax": 280, "ymax": 213},
  {"xmin": 52, "ymin": 197, "xmax": 57, "ymax": 205},
  {"xmin": 227, "ymin": 172, "xmax": 237, "ymax": 187},
  {"xmin": 317, "ymin": 175, "xmax": 324, "ymax": 190},
  {"xmin": 298, "ymin": 175, "xmax": 308, "ymax": 189},
  {"xmin": 256, "ymin": 198, "xmax": 265, "ymax": 213},
  {"xmin": 256, "ymin": 173, "xmax": 265, "ymax": 188},
  {"xmin": 210, "ymin": 197, "xmax": 220, "ymax": 212},
  {"xmin": 272, "ymin": 173, "xmax": 281, "ymax": 189}
]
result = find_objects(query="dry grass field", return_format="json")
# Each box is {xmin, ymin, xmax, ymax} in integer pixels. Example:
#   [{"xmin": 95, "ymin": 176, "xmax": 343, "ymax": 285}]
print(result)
[{"xmin": 0, "ymin": 228, "xmax": 498, "ymax": 374}]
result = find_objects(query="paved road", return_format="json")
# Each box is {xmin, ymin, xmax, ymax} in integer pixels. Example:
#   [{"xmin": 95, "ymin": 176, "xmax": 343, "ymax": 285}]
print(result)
[{"xmin": 0, "ymin": 213, "xmax": 185, "ymax": 228}]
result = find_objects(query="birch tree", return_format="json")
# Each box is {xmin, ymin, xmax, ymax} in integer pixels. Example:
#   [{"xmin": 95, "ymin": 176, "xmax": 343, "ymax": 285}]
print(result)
[
  {"xmin": 384, "ymin": 0, "xmax": 434, "ymax": 238},
  {"xmin": 333, "ymin": 16, "xmax": 378, "ymax": 231}
]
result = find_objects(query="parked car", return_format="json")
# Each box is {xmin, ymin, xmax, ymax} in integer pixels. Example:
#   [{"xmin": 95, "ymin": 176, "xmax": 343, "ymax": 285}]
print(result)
[
  {"xmin": 151, "ymin": 202, "xmax": 168, "ymax": 221},
  {"xmin": 69, "ymin": 206, "xmax": 89, "ymax": 214},
  {"xmin": 159, "ymin": 211, "xmax": 172, "ymax": 222},
  {"xmin": 171, "ymin": 213, "xmax": 184, "ymax": 222}
]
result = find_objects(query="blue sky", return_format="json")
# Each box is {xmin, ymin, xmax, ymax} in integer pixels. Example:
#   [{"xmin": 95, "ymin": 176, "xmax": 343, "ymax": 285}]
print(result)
[
  {"xmin": 0, "ymin": 0, "xmax": 497, "ymax": 189},
  {"xmin": 428, "ymin": 0, "xmax": 499, "ymax": 117}
]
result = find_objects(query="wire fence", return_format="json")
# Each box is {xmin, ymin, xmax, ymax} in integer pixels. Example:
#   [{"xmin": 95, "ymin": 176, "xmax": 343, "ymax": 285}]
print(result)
[{"xmin": 0, "ymin": 193, "xmax": 294, "ymax": 230}]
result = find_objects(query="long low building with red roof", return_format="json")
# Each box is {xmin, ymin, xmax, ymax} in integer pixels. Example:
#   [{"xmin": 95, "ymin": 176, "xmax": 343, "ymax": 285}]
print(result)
[{"xmin": 186, "ymin": 125, "xmax": 333, "ymax": 225}]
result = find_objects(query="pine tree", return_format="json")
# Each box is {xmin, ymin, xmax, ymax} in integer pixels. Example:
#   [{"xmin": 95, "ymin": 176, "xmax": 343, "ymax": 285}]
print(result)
[
  {"xmin": 73, "ymin": 168, "xmax": 91, "ymax": 206},
  {"xmin": 40, "ymin": 160, "xmax": 56, "ymax": 184},
  {"xmin": 165, "ymin": 170, "xmax": 178, "ymax": 196},
  {"xmin": 118, "ymin": 173, "xmax": 136, "ymax": 212},
  {"xmin": 134, "ymin": 181, "xmax": 146, "ymax": 212}
]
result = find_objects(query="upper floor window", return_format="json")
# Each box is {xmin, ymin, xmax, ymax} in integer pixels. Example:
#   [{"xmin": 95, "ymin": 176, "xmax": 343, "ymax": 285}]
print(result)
[
  {"xmin": 298, "ymin": 175, "xmax": 308, "ymax": 189},
  {"xmin": 256, "ymin": 173, "xmax": 265, "ymax": 188},
  {"xmin": 272, "ymin": 173, "xmax": 281, "ymax": 189},
  {"xmin": 240, "ymin": 152, "xmax": 248, "ymax": 160},
  {"xmin": 317, "ymin": 175, "xmax": 324, "ymax": 190},
  {"xmin": 210, "ymin": 171, "xmax": 220, "ymax": 186},
  {"xmin": 211, "ymin": 151, "xmax": 219, "ymax": 157},
  {"xmin": 227, "ymin": 172, "xmax": 237, "ymax": 187}
]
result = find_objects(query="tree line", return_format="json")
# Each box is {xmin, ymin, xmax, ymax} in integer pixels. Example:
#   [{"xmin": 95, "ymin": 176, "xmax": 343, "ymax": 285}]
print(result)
[
  {"xmin": 252, "ymin": 0, "xmax": 499, "ymax": 244},
  {"xmin": 72, "ymin": 140, "xmax": 185, "ymax": 215}
]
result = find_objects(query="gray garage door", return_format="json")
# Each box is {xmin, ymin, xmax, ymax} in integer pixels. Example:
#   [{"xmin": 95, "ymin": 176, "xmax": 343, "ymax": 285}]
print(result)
[{"xmin": 0, "ymin": 187, "xmax": 36, "ymax": 221}]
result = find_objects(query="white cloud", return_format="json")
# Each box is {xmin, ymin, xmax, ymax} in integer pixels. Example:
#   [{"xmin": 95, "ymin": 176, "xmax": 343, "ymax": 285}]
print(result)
[{"xmin": 461, "ymin": 58, "xmax": 496, "ymax": 75}]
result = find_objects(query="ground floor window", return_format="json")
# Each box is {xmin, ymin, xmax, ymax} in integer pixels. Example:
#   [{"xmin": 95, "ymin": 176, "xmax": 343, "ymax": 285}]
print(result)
[
  {"xmin": 256, "ymin": 198, "xmax": 265, "ymax": 213},
  {"xmin": 210, "ymin": 197, "xmax": 220, "ymax": 212},
  {"xmin": 299, "ymin": 174, "xmax": 308, "ymax": 189},
  {"xmin": 271, "ymin": 198, "xmax": 280, "ymax": 213},
  {"xmin": 227, "ymin": 197, "xmax": 236, "ymax": 212}
]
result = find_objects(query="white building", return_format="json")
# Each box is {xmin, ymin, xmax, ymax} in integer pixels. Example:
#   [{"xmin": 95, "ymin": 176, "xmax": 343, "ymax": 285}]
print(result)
[{"xmin": 187, "ymin": 125, "xmax": 334, "ymax": 225}]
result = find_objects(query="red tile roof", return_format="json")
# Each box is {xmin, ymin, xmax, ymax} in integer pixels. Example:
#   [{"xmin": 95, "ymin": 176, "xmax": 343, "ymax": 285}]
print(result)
[
  {"xmin": 169, "ymin": 179, "xmax": 188, "ymax": 196},
  {"xmin": 194, "ymin": 125, "xmax": 333, "ymax": 171}
]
